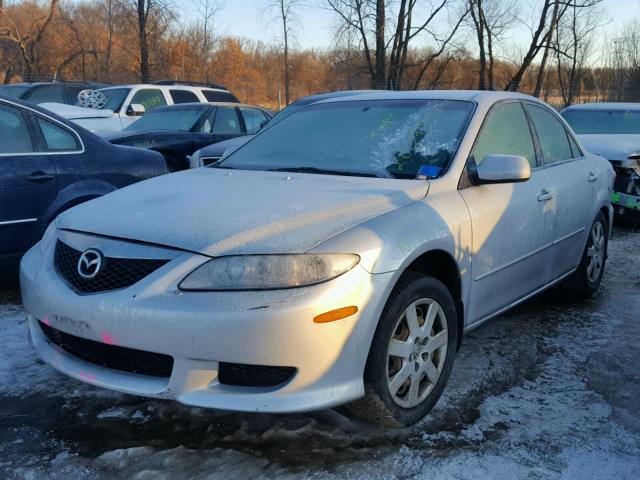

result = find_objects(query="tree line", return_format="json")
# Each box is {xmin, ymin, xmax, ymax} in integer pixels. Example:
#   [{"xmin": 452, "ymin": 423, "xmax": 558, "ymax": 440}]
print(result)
[{"xmin": 1, "ymin": 0, "xmax": 638, "ymax": 109}]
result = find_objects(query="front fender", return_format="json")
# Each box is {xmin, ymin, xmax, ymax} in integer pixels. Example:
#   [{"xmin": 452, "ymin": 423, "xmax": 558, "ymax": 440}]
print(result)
[{"xmin": 309, "ymin": 190, "xmax": 473, "ymax": 320}]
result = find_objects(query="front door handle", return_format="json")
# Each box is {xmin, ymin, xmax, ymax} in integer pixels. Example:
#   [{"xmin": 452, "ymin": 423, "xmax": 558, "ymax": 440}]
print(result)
[
  {"xmin": 537, "ymin": 189, "xmax": 554, "ymax": 202},
  {"xmin": 26, "ymin": 171, "xmax": 54, "ymax": 183},
  {"xmin": 588, "ymin": 172, "xmax": 599, "ymax": 183}
]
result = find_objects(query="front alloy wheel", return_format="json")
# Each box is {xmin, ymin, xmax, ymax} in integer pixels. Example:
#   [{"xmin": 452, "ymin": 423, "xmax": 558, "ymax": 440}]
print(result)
[
  {"xmin": 386, "ymin": 299, "xmax": 448, "ymax": 408},
  {"xmin": 346, "ymin": 273, "xmax": 458, "ymax": 427}
]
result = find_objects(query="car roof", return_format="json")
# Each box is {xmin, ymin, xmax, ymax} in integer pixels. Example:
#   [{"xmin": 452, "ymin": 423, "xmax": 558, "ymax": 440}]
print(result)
[
  {"xmin": 149, "ymin": 102, "xmax": 266, "ymax": 111},
  {"xmin": 0, "ymin": 94, "xmax": 88, "ymax": 130},
  {"xmin": 99, "ymin": 84, "xmax": 230, "ymax": 92},
  {"xmin": 309, "ymin": 90, "xmax": 543, "ymax": 106},
  {"xmin": 562, "ymin": 102, "xmax": 640, "ymax": 111},
  {"xmin": 0, "ymin": 82, "xmax": 101, "ymax": 87}
]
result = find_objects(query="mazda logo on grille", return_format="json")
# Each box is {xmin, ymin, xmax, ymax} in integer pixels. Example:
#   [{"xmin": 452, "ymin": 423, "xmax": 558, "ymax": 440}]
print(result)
[{"xmin": 77, "ymin": 249, "xmax": 104, "ymax": 279}]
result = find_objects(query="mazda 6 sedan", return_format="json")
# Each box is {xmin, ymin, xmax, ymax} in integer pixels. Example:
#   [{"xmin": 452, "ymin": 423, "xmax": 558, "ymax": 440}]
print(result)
[{"xmin": 20, "ymin": 91, "xmax": 614, "ymax": 427}]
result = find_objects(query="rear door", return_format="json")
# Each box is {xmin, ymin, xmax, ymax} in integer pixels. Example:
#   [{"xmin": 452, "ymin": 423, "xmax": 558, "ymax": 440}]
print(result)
[
  {"xmin": 0, "ymin": 103, "xmax": 57, "ymax": 259},
  {"xmin": 524, "ymin": 102, "xmax": 593, "ymax": 279},
  {"xmin": 460, "ymin": 101, "xmax": 557, "ymax": 324},
  {"xmin": 197, "ymin": 106, "xmax": 244, "ymax": 148}
]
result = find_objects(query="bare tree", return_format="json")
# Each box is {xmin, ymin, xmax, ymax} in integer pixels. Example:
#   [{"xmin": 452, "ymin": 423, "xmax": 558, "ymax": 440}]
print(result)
[
  {"xmin": 468, "ymin": 0, "xmax": 515, "ymax": 90},
  {"xmin": 193, "ymin": 0, "xmax": 220, "ymax": 82},
  {"xmin": 123, "ymin": 0, "xmax": 172, "ymax": 82},
  {"xmin": 554, "ymin": 0, "xmax": 604, "ymax": 106},
  {"xmin": 266, "ymin": 0, "xmax": 301, "ymax": 104},
  {"xmin": 327, "ymin": 0, "xmax": 467, "ymax": 90},
  {"xmin": 0, "ymin": 0, "xmax": 60, "ymax": 80},
  {"xmin": 532, "ymin": 0, "xmax": 560, "ymax": 97}
]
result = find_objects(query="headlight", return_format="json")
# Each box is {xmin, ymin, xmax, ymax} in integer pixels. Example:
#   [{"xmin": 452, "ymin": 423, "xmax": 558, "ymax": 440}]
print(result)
[
  {"xmin": 178, "ymin": 254, "xmax": 360, "ymax": 291},
  {"xmin": 189, "ymin": 149, "xmax": 203, "ymax": 168}
]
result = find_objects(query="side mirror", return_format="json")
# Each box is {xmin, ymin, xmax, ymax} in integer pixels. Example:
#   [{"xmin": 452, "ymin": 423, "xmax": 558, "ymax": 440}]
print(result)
[
  {"xmin": 127, "ymin": 103, "xmax": 146, "ymax": 116},
  {"xmin": 475, "ymin": 154, "xmax": 531, "ymax": 184}
]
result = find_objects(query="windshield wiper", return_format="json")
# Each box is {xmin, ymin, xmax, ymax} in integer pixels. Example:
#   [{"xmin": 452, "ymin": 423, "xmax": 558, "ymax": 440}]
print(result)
[{"xmin": 266, "ymin": 167, "xmax": 379, "ymax": 178}]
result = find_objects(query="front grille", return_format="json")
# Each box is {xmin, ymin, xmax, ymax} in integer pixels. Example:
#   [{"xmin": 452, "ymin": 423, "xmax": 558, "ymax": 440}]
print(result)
[
  {"xmin": 39, "ymin": 321, "xmax": 173, "ymax": 378},
  {"xmin": 54, "ymin": 241, "xmax": 169, "ymax": 294},
  {"xmin": 219, "ymin": 362, "xmax": 296, "ymax": 387}
]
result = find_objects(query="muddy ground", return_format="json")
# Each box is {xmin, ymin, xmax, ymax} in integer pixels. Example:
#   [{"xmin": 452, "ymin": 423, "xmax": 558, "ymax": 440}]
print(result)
[{"xmin": 1, "ymin": 224, "xmax": 639, "ymax": 479}]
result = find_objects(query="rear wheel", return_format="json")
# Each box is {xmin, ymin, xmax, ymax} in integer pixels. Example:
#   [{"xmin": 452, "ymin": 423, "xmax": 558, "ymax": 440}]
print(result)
[
  {"xmin": 346, "ymin": 273, "xmax": 458, "ymax": 427},
  {"xmin": 563, "ymin": 211, "xmax": 608, "ymax": 297}
]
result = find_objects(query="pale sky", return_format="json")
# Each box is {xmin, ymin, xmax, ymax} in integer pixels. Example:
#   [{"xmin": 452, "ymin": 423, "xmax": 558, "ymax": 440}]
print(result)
[{"xmin": 177, "ymin": 0, "xmax": 640, "ymax": 53}]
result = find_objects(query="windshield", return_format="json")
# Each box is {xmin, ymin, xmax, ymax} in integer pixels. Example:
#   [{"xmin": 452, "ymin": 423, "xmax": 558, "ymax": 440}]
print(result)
[
  {"xmin": 562, "ymin": 109, "xmax": 640, "ymax": 135},
  {"xmin": 0, "ymin": 85, "xmax": 30, "ymax": 99},
  {"xmin": 218, "ymin": 99, "xmax": 473, "ymax": 178},
  {"xmin": 124, "ymin": 106, "xmax": 205, "ymax": 133},
  {"xmin": 96, "ymin": 87, "xmax": 130, "ymax": 111}
]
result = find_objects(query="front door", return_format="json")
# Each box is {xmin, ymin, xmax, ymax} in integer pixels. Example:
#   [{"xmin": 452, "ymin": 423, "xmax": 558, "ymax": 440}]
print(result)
[{"xmin": 460, "ymin": 101, "xmax": 557, "ymax": 324}]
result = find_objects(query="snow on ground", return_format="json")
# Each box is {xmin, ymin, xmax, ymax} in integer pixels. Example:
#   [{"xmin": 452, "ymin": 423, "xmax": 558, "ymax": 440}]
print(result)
[{"xmin": 1, "ymin": 225, "xmax": 639, "ymax": 479}]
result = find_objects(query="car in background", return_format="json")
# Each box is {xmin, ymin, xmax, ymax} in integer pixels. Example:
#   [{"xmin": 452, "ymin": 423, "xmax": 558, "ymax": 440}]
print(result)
[
  {"xmin": 21, "ymin": 91, "xmax": 613, "ymax": 427},
  {"xmin": 561, "ymin": 103, "xmax": 640, "ymax": 218},
  {"xmin": 0, "ymin": 95, "xmax": 167, "ymax": 279},
  {"xmin": 40, "ymin": 82, "xmax": 240, "ymax": 136},
  {"xmin": 107, "ymin": 102, "xmax": 272, "ymax": 171},
  {"xmin": 190, "ymin": 89, "xmax": 379, "ymax": 167},
  {"xmin": 0, "ymin": 81, "xmax": 108, "ymax": 105}
]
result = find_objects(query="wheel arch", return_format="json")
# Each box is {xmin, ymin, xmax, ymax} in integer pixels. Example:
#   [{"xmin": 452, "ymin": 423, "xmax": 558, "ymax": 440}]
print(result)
[
  {"xmin": 35, "ymin": 179, "xmax": 116, "ymax": 241},
  {"xmin": 402, "ymin": 249, "xmax": 465, "ymax": 350}
]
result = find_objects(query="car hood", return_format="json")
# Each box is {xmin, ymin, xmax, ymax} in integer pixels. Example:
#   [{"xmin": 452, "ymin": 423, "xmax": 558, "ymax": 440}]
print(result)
[
  {"xmin": 58, "ymin": 168, "xmax": 429, "ymax": 256},
  {"xmin": 39, "ymin": 102, "xmax": 114, "ymax": 119},
  {"xmin": 578, "ymin": 134, "xmax": 640, "ymax": 160}
]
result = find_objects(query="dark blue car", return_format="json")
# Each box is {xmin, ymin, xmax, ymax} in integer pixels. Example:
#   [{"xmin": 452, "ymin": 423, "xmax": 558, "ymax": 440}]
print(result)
[
  {"xmin": 107, "ymin": 102, "xmax": 272, "ymax": 171},
  {"xmin": 0, "ymin": 96, "xmax": 167, "ymax": 278}
]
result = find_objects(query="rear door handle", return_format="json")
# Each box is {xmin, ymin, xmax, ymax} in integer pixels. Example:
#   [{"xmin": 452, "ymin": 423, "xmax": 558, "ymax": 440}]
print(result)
[
  {"xmin": 26, "ymin": 171, "xmax": 54, "ymax": 183},
  {"xmin": 588, "ymin": 172, "xmax": 599, "ymax": 182},
  {"xmin": 537, "ymin": 189, "xmax": 554, "ymax": 202}
]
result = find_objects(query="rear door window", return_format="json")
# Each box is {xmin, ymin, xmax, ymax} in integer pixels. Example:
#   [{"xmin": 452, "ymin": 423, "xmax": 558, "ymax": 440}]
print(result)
[
  {"xmin": 0, "ymin": 104, "xmax": 34, "ymax": 153},
  {"xmin": 202, "ymin": 90, "xmax": 239, "ymax": 103},
  {"xmin": 211, "ymin": 107, "xmax": 242, "ymax": 134},
  {"xmin": 130, "ymin": 89, "xmax": 167, "ymax": 112},
  {"xmin": 470, "ymin": 102, "xmax": 537, "ymax": 168},
  {"xmin": 525, "ymin": 104, "xmax": 574, "ymax": 165},
  {"xmin": 170, "ymin": 89, "xmax": 200, "ymax": 104}
]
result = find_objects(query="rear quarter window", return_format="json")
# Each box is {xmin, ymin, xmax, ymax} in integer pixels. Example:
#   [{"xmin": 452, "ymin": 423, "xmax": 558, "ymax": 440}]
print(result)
[{"xmin": 36, "ymin": 117, "xmax": 80, "ymax": 152}]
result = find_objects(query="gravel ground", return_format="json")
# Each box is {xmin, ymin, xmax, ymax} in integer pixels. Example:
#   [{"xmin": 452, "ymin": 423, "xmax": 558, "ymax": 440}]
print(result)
[{"xmin": 1, "ymin": 224, "xmax": 639, "ymax": 479}]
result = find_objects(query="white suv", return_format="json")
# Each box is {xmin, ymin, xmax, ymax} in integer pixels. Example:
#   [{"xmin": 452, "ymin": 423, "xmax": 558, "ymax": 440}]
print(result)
[{"xmin": 40, "ymin": 82, "xmax": 239, "ymax": 136}]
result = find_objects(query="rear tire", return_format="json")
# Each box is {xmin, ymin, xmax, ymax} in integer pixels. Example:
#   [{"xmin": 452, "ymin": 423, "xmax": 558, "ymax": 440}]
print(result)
[
  {"xmin": 563, "ymin": 211, "xmax": 608, "ymax": 297},
  {"xmin": 345, "ymin": 273, "xmax": 458, "ymax": 427}
]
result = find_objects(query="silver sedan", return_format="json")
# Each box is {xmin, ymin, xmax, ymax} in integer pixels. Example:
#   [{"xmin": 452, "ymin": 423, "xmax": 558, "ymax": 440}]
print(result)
[{"xmin": 20, "ymin": 91, "xmax": 613, "ymax": 427}]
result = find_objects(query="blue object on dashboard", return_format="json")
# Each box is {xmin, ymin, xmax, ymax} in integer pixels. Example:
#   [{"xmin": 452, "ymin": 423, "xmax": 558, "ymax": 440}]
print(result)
[{"xmin": 416, "ymin": 165, "xmax": 442, "ymax": 180}]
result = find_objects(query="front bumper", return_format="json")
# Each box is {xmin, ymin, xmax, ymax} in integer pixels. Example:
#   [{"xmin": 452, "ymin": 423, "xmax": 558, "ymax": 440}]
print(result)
[{"xmin": 20, "ymin": 233, "xmax": 394, "ymax": 413}]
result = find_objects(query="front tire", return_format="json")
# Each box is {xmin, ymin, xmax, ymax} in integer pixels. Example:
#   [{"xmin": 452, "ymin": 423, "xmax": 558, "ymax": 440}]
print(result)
[{"xmin": 346, "ymin": 273, "xmax": 458, "ymax": 427}]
